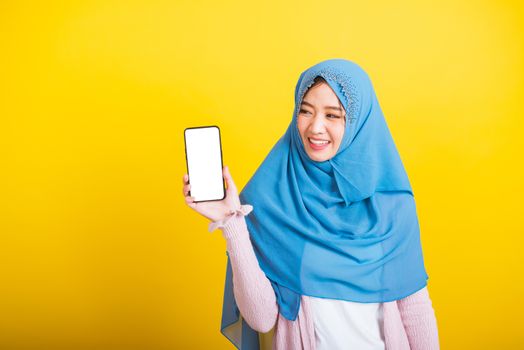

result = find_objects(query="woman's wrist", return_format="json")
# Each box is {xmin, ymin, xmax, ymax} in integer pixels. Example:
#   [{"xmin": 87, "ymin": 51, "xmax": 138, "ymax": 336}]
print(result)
[
  {"xmin": 208, "ymin": 204, "xmax": 253, "ymax": 233},
  {"xmin": 220, "ymin": 202, "xmax": 247, "ymax": 220},
  {"xmin": 215, "ymin": 206, "xmax": 239, "ymax": 222}
]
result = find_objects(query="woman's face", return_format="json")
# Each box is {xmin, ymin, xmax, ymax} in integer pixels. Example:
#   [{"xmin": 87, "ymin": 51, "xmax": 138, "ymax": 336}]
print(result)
[{"xmin": 297, "ymin": 82, "xmax": 346, "ymax": 162}]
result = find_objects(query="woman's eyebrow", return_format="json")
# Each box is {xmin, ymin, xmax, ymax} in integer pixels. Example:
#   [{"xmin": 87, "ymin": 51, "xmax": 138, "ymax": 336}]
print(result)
[{"xmin": 301, "ymin": 100, "xmax": 343, "ymax": 111}]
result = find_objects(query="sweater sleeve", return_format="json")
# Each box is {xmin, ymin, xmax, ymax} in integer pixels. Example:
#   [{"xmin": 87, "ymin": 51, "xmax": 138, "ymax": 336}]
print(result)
[
  {"xmin": 397, "ymin": 286, "xmax": 440, "ymax": 350},
  {"xmin": 212, "ymin": 207, "xmax": 278, "ymax": 333}
]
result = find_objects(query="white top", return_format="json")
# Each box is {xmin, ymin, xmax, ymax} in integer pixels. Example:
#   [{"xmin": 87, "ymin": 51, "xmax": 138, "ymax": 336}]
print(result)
[{"xmin": 309, "ymin": 296, "xmax": 385, "ymax": 350}]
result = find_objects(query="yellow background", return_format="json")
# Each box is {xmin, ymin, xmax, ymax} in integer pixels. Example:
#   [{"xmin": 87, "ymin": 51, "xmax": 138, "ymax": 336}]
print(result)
[{"xmin": 1, "ymin": 0, "xmax": 523, "ymax": 349}]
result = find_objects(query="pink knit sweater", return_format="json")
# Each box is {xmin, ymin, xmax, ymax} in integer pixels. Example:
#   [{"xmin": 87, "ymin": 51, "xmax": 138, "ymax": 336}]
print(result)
[{"xmin": 212, "ymin": 207, "xmax": 440, "ymax": 350}]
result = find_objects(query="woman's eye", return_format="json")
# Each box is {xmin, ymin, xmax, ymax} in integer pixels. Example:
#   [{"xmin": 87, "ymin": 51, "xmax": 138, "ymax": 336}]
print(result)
[
  {"xmin": 299, "ymin": 109, "xmax": 340, "ymax": 119},
  {"xmin": 299, "ymin": 109, "xmax": 311, "ymax": 115}
]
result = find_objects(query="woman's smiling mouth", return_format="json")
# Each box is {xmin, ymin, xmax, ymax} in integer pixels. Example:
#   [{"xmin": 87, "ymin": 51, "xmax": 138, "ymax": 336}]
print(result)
[{"xmin": 308, "ymin": 137, "xmax": 331, "ymax": 150}]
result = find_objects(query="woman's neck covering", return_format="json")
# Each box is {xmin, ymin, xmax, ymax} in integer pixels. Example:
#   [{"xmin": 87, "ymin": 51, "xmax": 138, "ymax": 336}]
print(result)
[{"xmin": 220, "ymin": 58, "xmax": 428, "ymax": 349}]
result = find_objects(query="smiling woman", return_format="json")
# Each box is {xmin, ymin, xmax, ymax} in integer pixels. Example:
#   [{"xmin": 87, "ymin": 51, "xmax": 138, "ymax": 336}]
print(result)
[
  {"xmin": 184, "ymin": 58, "xmax": 439, "ymax": 350},
  {"xmin": 297, "ymin": 76, "xmax": 347, "ymax": 162}
]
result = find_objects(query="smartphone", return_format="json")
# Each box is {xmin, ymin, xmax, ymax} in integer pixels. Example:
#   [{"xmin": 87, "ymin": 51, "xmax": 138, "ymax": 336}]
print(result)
[{"xmin": 184, "ymin": 125, "xmax": 226, "ymax": 202}]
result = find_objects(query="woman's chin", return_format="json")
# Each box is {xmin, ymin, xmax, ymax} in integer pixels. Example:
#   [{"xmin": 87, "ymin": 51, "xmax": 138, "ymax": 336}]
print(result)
[{"xmin": 306, "ymin": 149, "xmax": 334, "ymax": 162}]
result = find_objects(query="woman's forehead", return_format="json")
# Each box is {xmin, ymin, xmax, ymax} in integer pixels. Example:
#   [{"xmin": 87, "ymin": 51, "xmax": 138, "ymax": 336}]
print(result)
[{"xmin": 301, "ymin": 84, "xmax": 345, "ymax": 111}]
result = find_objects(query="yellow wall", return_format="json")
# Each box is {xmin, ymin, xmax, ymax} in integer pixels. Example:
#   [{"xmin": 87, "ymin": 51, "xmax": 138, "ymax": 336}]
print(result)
[{"xmin": 1, "ymin": 1, "xmax": 523, "ymax": 349}]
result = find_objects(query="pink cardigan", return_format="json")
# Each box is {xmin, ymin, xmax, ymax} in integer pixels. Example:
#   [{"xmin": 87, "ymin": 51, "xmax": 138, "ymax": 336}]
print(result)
[{"xmin": 212, "ymin": 206, "xmax": 440, "ymax": 350}]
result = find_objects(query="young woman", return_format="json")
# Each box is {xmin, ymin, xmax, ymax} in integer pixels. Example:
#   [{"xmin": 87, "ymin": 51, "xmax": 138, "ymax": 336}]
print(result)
[{"xmin": 183, "ymin": 58, "xmax": 440, "ymax": 349}]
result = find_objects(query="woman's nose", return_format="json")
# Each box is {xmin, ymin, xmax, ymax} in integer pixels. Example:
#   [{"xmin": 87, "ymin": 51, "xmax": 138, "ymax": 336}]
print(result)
[{"xmin": 310, "ymin": 115, "xmax": 327, "ymax": 133}]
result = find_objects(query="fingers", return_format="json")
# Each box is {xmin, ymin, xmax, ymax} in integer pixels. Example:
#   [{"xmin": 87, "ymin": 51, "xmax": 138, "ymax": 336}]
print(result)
[
  {"xmin": 182, "ymin": 174, "xmax": 191, "ymax": 196},
  {"xmin": 182, "ymin": 182, "xmax": 191, "ymax": 197},
  {"xmin": 182, "ymin": 174, "xmax": 194, "ymax": 205},
  {"xmin": 185, "ymin": 195, "xmax": 196, "ymax": 208}
]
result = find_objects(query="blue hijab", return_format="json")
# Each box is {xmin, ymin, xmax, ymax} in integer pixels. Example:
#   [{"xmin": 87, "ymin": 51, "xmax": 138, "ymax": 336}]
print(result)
[{"xmin": 220, "ymin": 58, "xmax": 428, "ymax": 349}]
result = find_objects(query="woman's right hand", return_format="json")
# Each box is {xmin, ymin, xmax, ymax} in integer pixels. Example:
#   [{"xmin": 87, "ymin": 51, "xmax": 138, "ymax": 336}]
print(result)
[{"xmin": 182, "ymin": 165, "xmax": 242, "ymax": 223}]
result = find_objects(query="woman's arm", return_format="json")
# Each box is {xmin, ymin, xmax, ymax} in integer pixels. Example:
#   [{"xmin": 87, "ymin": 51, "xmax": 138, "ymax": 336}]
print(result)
[
  {"xmin": 397, "ymin": 286, "xmax": 440, "ymax": 350},
  {"xmin": 214, "ymin": 210, "xmax": 279, "ymax": 333},
  {"xmin": 184, "ymin": 166, "xmax": 277, "ymax": 331}
]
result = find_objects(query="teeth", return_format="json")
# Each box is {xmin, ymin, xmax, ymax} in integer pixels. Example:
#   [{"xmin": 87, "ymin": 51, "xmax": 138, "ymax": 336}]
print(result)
[{"xmin": 309, "ymin": 138, "xmax": 329, "ymax": 145}]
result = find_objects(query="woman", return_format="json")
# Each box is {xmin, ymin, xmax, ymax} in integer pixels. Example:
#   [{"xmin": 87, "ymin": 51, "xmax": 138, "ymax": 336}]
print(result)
[{"xmin": 183, "ymin": 58, "xmax": 440, "ymax": 349}]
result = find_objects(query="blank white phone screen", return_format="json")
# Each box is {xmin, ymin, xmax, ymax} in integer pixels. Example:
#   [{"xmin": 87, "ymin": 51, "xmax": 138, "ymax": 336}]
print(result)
[{"xmin": 184, "ymin": 126, "xmax": 225, "ymax": 202}]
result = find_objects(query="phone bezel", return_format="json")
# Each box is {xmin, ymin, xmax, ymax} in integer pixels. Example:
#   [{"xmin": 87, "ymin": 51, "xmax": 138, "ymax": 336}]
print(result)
[{"xmin": 184, "ymin": 125, "xmax": 227, "ymax": 203}]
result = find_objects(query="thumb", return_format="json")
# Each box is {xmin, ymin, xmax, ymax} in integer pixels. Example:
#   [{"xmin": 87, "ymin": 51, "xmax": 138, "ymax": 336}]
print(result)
[{"xmin": 224, "ymin": 166, "xmax": 237, "ymax": 192}]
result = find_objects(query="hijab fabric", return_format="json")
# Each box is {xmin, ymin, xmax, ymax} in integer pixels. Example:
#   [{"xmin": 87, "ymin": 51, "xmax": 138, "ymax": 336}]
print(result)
[{"xmin": 220, "ymin": 58, "xmax": 428, "ymax": 349}]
